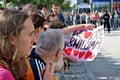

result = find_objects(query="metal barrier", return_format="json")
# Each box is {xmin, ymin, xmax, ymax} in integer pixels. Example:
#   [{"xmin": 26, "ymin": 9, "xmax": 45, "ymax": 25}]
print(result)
[{"xmin": 59, "ymin": 62, "xmax": 96, "ymax": 80}]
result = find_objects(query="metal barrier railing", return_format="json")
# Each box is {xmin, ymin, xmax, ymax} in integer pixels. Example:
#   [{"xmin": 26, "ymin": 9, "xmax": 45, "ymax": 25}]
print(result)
[{"xmin": 59, "ymin": 62, "xmax": 96, "ymax": 80}]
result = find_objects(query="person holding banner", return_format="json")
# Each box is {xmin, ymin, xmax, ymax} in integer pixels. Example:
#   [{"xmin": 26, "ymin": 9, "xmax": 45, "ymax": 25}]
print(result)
[{"xmin": 25, "ymin": 13, "xmax": 94, "ymax": 80}]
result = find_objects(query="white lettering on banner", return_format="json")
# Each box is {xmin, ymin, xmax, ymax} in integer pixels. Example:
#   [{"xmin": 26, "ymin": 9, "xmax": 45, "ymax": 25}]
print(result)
[{"xmin": 64, "ymin": 25, "xmax": 104, "ymax": 61}]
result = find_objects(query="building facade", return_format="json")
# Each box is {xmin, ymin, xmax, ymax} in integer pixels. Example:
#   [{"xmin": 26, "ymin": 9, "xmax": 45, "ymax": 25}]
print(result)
[{"xmin": 77, "ymin": 0, "xmax": 120, "ymax": 12}]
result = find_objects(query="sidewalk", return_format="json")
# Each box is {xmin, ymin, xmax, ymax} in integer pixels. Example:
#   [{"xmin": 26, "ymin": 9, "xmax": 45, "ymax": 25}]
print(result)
[
  {"xmin": 60, "ymin": 30, "xmax": 120, "ymax": 80},
  {"xmin": 92, "ymin": 30, "xmax": 120, "ymax": 80},
  {"xmin": 84, "ymin": 30, "xmax": 120, "ymax": 80}
]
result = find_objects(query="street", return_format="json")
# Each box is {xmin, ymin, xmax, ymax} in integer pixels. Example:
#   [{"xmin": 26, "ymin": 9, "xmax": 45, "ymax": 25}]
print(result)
[{"xmin": 89, "ymin": 30, "xmax": 120, "ymax": 80}]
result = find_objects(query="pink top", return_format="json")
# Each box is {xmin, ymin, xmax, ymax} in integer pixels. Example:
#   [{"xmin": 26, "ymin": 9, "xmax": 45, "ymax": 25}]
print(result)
[{"xmin": 0, "ymin": 67, "xmax": 15, "ymax": 80}]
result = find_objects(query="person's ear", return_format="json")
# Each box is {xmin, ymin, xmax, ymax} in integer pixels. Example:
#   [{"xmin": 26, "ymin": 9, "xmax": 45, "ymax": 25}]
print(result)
[
  {"xmin": 10, "ymin": 35, "xmax": 16, "ymax": 45},
  {"xmin": 55, "ymin": 48, "xmax": 62, "ymax": 58}
]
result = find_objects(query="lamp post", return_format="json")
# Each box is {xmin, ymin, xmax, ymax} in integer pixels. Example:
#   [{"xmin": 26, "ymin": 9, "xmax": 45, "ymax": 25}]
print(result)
[
  {"xmin": 110, "ymin": 0, "xmax": 113, "ymax": 12},
  {"xmin": 2, "ymin": 0, "xmax": 6, "ymax": 7}
]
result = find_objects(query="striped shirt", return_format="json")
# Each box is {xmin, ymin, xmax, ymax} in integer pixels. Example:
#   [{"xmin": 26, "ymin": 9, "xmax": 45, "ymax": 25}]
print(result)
[{"xmin": 29, "ymin": 48, "xmax": 46, "ymax": 80}]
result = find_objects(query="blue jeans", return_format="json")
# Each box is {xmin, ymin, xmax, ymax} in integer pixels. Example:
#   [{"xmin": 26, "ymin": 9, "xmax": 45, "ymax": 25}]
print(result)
[{"xmin": 114, "ymin": 20, "xmax": 118, "ymax": 29}]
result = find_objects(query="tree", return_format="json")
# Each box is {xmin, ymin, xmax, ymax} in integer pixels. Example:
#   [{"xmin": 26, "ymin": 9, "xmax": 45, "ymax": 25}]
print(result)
[
  {"xmin": 71, "ymin": 4, "xmax": 77, "ymax": 12},
  {"xmin": 4, "ymin": 0, "xmax": 71, "ymax": 11},
  {"xmin": 61, "ymin": 0, "xmax": 71, "ymax": 11}
]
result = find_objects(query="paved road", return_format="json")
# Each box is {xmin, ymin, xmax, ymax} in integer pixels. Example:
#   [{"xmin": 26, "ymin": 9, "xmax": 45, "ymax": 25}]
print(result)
[
  {"xmin": 88, "ymin": 31, "xmax": 120, "ymax": 80},
  {"xmin": 88, "ymin": 30, "xmax": 120, "ymax": 80},
  {"xmin": 61, "ymin": 30, "xmax": 120, "ymax": 80}
]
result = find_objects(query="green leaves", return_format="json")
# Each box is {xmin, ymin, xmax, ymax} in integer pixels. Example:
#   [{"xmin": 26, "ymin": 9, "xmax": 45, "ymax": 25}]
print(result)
[{"xmin": 5, "ymin": 0, "xmax": 71, "ymax": 11}]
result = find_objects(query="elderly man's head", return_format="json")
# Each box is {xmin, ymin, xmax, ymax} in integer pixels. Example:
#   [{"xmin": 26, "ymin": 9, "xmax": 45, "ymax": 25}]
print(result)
[
  {"xmin": 36, "ymin": 29, "xmax": 64, "ymax": 71},
  {"xmin": 36, "ymin": 29, "xmax": 64, "ymax": 62}
]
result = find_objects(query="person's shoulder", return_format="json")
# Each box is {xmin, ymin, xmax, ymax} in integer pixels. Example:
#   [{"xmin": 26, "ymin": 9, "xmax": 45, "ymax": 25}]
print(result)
[
  {"xmin": 29, "ymin": 48, "xmax": 45, "ymax": 63},
  {"xmin": 0, "ymin": 67, "xmax": 15, "ymax": 80},
  {"xmin": 0, "ymin": 67, "xmax": 11, "ymax": 76},
  {"xmin": 58, "ymin": 13, "xmax": 64, "ymax": 16}
]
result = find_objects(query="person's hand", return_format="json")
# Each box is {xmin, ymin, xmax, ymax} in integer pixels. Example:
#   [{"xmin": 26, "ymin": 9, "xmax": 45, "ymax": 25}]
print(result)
[
  {"xmin": 83, "ymin": 24, "xmax": 95, "ymax": 30},
  {"xmin": 43, "ymin": 62, "xmax": 54, "ymax": 80}
]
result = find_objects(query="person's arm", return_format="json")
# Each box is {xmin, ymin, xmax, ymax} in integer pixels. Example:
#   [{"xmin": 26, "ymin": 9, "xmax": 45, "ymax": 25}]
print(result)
[
  {"xmin": 63, "ymin": 56, "xmax": 77, "ymax": 63},
  {"xmin": 59, "ymin": 24, "xmax": 94, "ymax": 35}
]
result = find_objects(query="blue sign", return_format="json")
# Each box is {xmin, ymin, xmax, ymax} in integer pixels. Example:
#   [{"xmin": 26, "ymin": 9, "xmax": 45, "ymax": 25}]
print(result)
[
  {"xmin": 92, "ymin": 0, "xmax": 110, "ymax": 2},
  {"xmin": 113, "ymin": 0, "xmax": 120, "ymax": 2},
  {"xmin": 114, "ymin": 0, "xmax": 120, "ymax": 2}
]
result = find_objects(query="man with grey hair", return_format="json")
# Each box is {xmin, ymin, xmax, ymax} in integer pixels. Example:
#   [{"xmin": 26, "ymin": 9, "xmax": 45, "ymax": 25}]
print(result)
[{"xmin": 28, "ymin": 29, "xmax": 64, "ymax": 80}]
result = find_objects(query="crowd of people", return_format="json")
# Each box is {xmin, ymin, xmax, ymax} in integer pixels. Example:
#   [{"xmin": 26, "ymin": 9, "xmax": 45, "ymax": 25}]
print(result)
[
  {"xmin": 0, "ymin": 3, "xmax": 95, "ymax": 80},
  {"xmin": 72, "ymin": 10, "xmax": 119, "ymax": 33}
]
